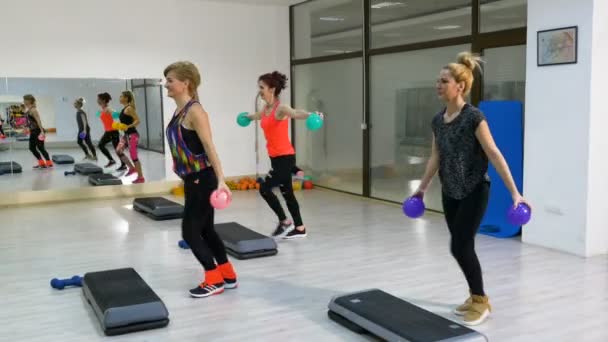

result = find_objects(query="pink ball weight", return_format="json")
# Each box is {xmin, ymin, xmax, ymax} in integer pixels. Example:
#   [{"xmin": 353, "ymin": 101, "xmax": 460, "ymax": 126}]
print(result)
[{"xmin": 210, "ymin": 190, "xmax": 232, "ymax": 210}]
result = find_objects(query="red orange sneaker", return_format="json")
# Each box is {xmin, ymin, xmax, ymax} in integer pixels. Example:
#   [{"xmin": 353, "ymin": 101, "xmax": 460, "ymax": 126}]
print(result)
[
  {"xmin": 218, "ymin": 262, "xmax": 238, "ymax": 289},
  {"xmin": 45, "ymin": 160, "xmax": 54, "ymax": 168},
  {"xmin": 189, "ymin": 269, "xmax": 225, "ymax": 298},
  {"xmin": 33, "ymin": 160, "xmax": 46, "ymax": 169}
]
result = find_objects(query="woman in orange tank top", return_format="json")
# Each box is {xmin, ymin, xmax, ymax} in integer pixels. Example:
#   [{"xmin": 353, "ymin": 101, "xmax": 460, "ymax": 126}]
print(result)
[
  {"xmin": 96, "ymin": 93, "xmax": 126, "ymax": 170},
  {"xmin": 245, "ymin": 71, "xmax": 324, "ymax": 239}
]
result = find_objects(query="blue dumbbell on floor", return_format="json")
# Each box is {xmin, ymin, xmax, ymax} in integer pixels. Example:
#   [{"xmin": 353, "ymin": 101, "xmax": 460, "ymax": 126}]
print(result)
[
  {"xmin": 178, "ymin": 240, "xmax": 190, "ymax": 249},
  {"xmin": 50, "ymin": 275, "xmax": 83, "ymax": 290}
]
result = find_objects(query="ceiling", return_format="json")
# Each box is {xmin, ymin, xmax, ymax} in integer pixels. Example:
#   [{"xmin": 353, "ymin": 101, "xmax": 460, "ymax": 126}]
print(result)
[{"xmin": 216, "ymin": 0, "xmax": 307, "ymax": 5}]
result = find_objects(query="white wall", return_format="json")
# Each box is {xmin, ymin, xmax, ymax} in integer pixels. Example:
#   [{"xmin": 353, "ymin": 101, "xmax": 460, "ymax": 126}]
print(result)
[
  {"xmin": 0, "ymin": 0, "xmax": 290, "ymax": 180},
  {"xmin": 586, "ymin": 0, "xmax": 608, "ymax": 255},
  {"xmin": 523, "ymin": 0, "xmax": 595, "ymax": 256}
]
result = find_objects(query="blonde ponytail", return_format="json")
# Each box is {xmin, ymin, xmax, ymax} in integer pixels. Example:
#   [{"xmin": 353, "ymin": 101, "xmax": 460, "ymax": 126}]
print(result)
[
  {"xmin": 444, "ymin": 51, "xmax": 483, "ymax": 96},
  {"xmin": 121, "ymin": 91, "xmax": 136, "ymax": 110}
]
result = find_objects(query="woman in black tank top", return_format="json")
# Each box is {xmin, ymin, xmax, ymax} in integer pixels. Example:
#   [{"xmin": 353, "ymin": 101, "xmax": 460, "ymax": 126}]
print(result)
[
  {"xmin": 413, "ymin": 52, "xmax": 530, "ymax": 326},
  {"xmin": 117, "ymin": 91, "xmax": 145, "ymax": 183},
  {"xmin": 164, "ymin": 61, "xmax": 236, "ymax": 299},
  {"xmin": 74, "ymin": 97, "xmax": 97, "ymax": 160},
  {"xmin": 23, "ymin": 94, "xmax": 52, "ymax": 168}
]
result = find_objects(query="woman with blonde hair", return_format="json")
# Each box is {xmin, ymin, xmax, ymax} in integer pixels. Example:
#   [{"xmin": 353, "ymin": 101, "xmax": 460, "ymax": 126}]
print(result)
[
  {"xmin": 116, "ymin": 91, "xmax": 145, "ymax": 183},
  {"xmin": 74, "ymin": 97, "xmax": 97, "ymax": 160},
  {"xmin": 23, "ymin": 94, "xmax": 52, "ymax": 168},
  {"xmin": 413, "ymin": 52, "xmax": 529, "ymax": 326},
  {"xmin": 164, "ymin": 61, "xmax": 237, "ymax": 298}
]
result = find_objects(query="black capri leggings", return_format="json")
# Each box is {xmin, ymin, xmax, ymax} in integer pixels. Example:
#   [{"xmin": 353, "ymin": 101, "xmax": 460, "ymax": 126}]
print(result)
[
  {"xmin": 77, "ymin": 128, "xmax": 96, "ymax": 157},
  {"xmin": 98, "ymin": 130, "xmax": 120, "ymax": 162},
  {"xmin": 29, "ymin": 128, "xmax": 50, "ymax": 161},
  {"xmin": 441, "ymin": 181, "xmax": 490, "ymax": 297},
  {"xmin": 259, "ymin": 154, "xmax": 303, "ymax": 227},
  {"xmin": 182, "ymin": 168, "xmax": 229, "ymax": 271}
]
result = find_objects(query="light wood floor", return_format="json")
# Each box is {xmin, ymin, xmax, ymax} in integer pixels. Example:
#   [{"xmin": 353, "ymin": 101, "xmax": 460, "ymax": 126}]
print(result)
[
  {"xmin": 1, "ymin": 189, "xmax": 607, "ymax": 342},
  {"xmin": 0, "ymin": 147, "xmax": 166, "ymax": 192}
]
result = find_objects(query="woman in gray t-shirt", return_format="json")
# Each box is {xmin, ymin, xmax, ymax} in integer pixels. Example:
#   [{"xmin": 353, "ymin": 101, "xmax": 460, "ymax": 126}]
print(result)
[{"xmin": 414, "ymin": 52, "xmax": 529, "ymax": 326}]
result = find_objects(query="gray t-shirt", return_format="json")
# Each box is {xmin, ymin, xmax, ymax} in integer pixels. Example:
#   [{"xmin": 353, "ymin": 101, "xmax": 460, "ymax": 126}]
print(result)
[{"xmin": 431, "ymin": 103, "xmax": 489, "ymax": 200}]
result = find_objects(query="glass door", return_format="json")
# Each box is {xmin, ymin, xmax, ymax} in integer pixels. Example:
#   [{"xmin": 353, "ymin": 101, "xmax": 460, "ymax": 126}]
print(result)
[
  {"xmin": 481, "ymin": 45, "xmax": 526, "ymax": 104},
  {"xmin": 130, "ymin": 79, "xmax": 164, "ymax": 153}
]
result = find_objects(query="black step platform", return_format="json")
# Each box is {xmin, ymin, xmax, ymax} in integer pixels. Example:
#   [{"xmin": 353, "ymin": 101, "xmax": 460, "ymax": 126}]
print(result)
[
  {"xmin": 215, "ymin": 222, "xmax": 278, "ymax": 260},
  {"xmin": 74, "ymin": 162, "xmax": 103, "ymax": 175},
  {"xmin": 0, "ymin": 161, "xmax": 22, "ymax": 173},
  {"xmin": 328, "ymin": 289, "xmax": 484, "ymax": 342},
  {"xmin": 82, "ymin": 268, "xmax": 169, "ymax": 336},
  {"xmin": 52, "ymin": 154, "xmax": 75, "ymax": 164},
  {"xmin": 133, "ymin": 197, "xmax": 184, "ymax": 221},
  {"xmin": 89, "ymin": 173, "xmax": 122, "ymax": 186}
]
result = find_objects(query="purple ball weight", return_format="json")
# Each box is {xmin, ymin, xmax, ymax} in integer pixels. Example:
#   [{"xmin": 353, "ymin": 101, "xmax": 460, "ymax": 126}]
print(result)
[
  {"xmin": 79, "ymin": 132, "xmax": 86, "ymax": 139},
  {"xmin": 507, "ymin": 203, "xmax": 531, "ymax": 226},
  {"xmin": 403, "ymin": 196, "xmax": 425, "ymax": 218}
]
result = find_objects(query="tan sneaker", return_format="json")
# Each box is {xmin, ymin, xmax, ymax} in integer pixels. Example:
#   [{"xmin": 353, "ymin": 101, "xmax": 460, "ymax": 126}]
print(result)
[
  {"xmin": 453, "ymin": 296, "xmax": 472, "ymax": 316},
  {"xmin": 463, "ymin": 295, "xmax": 492, "ymax": 326}
]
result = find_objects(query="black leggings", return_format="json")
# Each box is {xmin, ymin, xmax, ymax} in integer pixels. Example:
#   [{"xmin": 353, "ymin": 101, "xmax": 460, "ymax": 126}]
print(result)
[
  {"xmin": 182, "ymin": 168, "xmax": 229, "ymax": 271},
  {"xmin": 77, "ymin": 129, "xmax": 96, "ymax": 157},
  {"xmin": 442, "ymin": 181, "xmax": 490, "ymax": 297},
  {"xmin": 0, "ymin": 124, "xmax": 4, "ymax": 136},
  {"xmin": 98, "ymin": 130, "xmax": 120, "ymax": 162},
  {"xmin": 260, "ymin": 155, "xmax": 303, "ymax": 227},
  {"xmin": 29, "ymin": 128, "xmax": 50, "ymax": 161}
]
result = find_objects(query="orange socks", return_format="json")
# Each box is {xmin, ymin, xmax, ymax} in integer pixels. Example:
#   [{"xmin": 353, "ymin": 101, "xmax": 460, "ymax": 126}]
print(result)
[
  {"xmin": 218, "ymin": 262, "xmax": 237, "ymax": 280},
  {"xmin": 204, "ymin": 268, "xmax": 224, "ymax": 285}
]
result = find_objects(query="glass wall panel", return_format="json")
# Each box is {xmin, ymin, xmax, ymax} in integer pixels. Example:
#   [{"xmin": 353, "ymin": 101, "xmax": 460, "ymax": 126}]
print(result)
[
  {"xmin": 294, "ymin": 58, "xmax": 364, "ymax": 194},
  {"xmin": 480, "ymin": 0, "xmax": 527, "ymax": 33},
  {"xmin": 371, "ymin": 0, "xmax": 471, "ymax": 49},
  {"xmin": 293, "ymin": 0, "xmax": 363, "ymax": 59},
  {"xmin": 482, "ymin": 45, "xmax": 526, "ymax": 104},
  {"xmin": 369, "ymin": 44, "xmax": 470, "ymax": 210}
]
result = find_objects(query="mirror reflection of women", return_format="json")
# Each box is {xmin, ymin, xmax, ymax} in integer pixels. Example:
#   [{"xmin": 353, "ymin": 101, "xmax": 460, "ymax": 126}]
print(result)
[
  {"xmin": 116, "ymin": 91, "xmax": 145, "ymax": 183},
  {"xmin": 23, "ymin": 94, "xmax": 52, "ymax": 169},
  {"xmin": 74, "ymin": 97, "xmax": 97, "ymax": 161},
  {"xmin": 96, "ymin": 92, "xmax": 125, "ymax": 170}
]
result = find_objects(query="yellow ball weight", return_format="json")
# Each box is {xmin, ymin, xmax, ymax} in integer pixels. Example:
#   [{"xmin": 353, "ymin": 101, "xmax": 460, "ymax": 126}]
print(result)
[
  {"xmin": 292, "ymin": 181, "xmax": 302, "ymax": 191},
  {"xmin": 171, "ymin": 184, "xmax": 184, "ymax": 196}
]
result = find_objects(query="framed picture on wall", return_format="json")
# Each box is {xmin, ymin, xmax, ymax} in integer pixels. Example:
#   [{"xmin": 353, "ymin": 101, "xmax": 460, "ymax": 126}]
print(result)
[{"xmin": 537, "ymin": 26, "xmax": 578, "ymax": 66}]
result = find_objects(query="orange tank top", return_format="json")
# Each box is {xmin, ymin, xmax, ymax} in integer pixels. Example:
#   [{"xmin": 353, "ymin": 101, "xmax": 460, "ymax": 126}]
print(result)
[
  {"xmin": 100, "ymin": 110, "xmax": 114, "ymax": 132},
  {"xmin": 260, "ymin": 101, "xmax": 295, "ymax": 157}
]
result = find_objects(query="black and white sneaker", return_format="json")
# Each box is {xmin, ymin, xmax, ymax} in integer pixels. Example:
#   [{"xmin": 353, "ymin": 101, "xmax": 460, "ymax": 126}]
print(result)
[
  {"xmin": 116, "ymin": 164, "xmax": 127, "ymax": 171},
  {"xmin": 189, "ymin": 282, "xmax": 224, "ymax": 298},
  {"xmin": 271, "ymin": 221, "xmax": 294, "ymax": 238},
  {"xmin": 284, "ymin": 228, "xmax": 307, "ymax": 240},
  {"xmin": 223, "ymin": 278, "xmax": 238, "ymax": 289}
]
